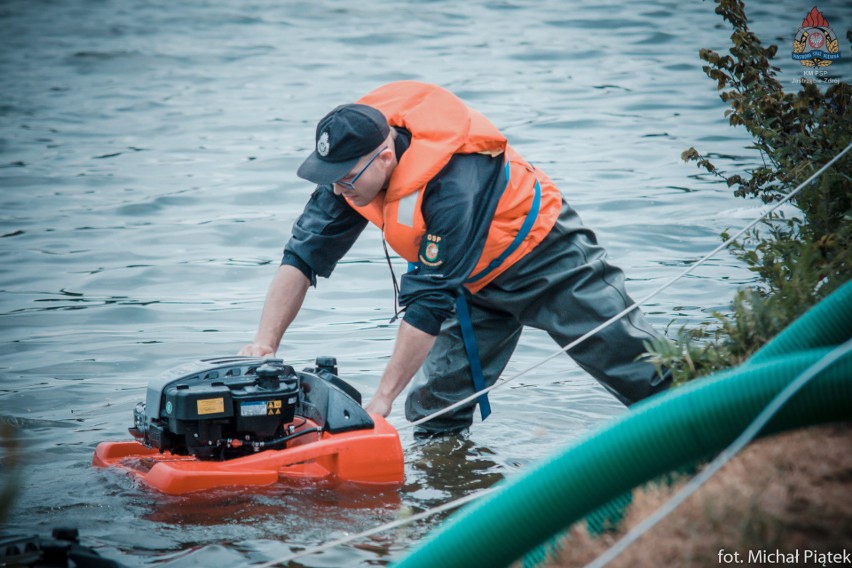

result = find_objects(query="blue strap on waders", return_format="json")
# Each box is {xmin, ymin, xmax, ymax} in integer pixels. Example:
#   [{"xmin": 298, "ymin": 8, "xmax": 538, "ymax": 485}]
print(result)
[
  {"xmin": 407, "ymin": 164, "xmax": 542, "ymax": 422},
  {"xmin": 455, "ymin": 292, "xmax": 492, "ymax": 420},
  {"xmin": 456, "ymin": 168, "xmax": 542, "ymax": 420}
]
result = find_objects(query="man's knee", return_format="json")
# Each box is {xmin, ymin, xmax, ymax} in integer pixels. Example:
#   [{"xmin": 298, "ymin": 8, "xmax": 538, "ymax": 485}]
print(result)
[
  {"xmin": 404, "ymin": 384, "xmax": 476, "ymax": 434},
  {"xmin": 619, "ymin": 364, "xmax": 672, "ymax": 406}
]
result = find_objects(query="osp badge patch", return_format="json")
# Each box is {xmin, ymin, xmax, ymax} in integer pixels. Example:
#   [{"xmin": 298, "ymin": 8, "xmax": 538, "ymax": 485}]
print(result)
[{"xmin": 419, "ymin": 234, "xmax": 444, "ymax": 267}]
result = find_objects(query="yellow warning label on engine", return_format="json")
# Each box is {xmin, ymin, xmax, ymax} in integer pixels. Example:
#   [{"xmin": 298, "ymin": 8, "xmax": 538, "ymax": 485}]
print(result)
[
  {"xmin": 266, "ymin": 400, "xmax": 282, "ymax": 415},
  {"xmin": 197, "ymin": 398, "xmax": 225, "ymax": 415}
]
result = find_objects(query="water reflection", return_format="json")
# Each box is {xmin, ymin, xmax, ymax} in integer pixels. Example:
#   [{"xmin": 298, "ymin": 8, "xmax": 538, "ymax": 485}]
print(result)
[
  {"xmin": 404, "ymin": 434, "xmax": 505, "ymax": 503},
  {"xmin": 143, "ymin": 481, "xmax": 402, "ymax": 527}
]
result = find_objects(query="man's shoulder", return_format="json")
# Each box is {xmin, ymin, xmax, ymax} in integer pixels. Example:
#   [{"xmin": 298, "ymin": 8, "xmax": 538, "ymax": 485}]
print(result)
[{"xmin": 429, "ymin": 152, "xmax": 505, "ymax": 189}]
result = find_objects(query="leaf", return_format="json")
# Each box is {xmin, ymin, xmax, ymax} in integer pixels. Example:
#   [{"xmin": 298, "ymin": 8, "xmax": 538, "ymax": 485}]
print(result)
[{"xmin": 681, "ymin": 147, "xmax": 700, "ymax": 162}]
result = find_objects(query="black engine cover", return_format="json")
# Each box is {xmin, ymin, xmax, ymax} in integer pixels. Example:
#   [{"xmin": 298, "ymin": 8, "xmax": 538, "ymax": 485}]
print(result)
[{"xmin": 132, "ymin": 356, "xmax": 373, "ymax": 460}]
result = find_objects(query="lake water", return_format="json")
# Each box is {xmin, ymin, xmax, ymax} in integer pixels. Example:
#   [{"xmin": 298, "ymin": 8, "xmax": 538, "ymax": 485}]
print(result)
[{"xmin": 2, "ymin": 1, "xmax": 848, "ymax": 566}]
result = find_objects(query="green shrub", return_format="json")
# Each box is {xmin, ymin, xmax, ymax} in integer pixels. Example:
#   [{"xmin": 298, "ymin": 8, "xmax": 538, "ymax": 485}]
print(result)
[{"xmin": 643, "ymin": 0, "xmax": 851, "ymax": 383}]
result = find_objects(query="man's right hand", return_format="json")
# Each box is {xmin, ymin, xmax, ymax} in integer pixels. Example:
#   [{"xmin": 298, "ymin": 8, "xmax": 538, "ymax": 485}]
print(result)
[
  {"xmin": 365, "ymin": 395, "xmax": 393, "ymax": 418},
  {"xmin": 238, "ymin": 343, "xmax": 276, "ymax": 357}
]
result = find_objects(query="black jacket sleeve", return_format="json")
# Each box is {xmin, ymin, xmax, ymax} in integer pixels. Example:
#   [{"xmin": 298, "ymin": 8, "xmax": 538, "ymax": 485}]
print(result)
[
  {"xmin": 399, "ymin": 152, "xmax": 506, "ymax": 335},
  {"xmin": 281, "ymin": 184, "xmax": 369, "ymax": 285}
]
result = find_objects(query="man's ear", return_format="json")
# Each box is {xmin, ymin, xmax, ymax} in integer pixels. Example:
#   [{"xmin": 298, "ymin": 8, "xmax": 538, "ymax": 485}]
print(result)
[{"xmin": 378, "ymin": 147, "xmax": 396, "ymax": 169}]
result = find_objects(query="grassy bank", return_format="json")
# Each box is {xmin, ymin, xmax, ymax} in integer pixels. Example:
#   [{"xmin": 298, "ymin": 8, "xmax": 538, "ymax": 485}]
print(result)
[{"xmin": 539, "ymin": 422, "xmax": 852, "ymax": 568}]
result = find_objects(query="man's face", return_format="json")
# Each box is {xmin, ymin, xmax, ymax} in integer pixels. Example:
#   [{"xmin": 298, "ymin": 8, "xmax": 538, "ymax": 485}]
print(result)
[{"xmin": 332, "ymin": 145, "xmax": 390, "ymax": 207}]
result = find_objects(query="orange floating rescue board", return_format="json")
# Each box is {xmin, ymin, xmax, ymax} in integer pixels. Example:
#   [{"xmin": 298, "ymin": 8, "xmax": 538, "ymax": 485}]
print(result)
[{"xmin": 92, "ymin": 356, "xmax": 404, "ymax": 495}]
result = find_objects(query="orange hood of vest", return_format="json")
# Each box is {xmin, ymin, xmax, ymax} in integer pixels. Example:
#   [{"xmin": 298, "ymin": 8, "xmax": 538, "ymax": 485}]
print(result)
[
  {"xmin": 357, "ymin": 81, "xmax": 507, "ymax": 203},
  {"xmin": 346, "ymin": 81, "xmax": 563, "ymax": 294}
]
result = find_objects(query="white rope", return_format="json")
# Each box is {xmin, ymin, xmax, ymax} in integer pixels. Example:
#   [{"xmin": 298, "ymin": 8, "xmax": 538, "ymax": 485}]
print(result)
[
  {"xmin": 251, "ymin": 142, "xmax": 850, "ymax": 567},
  {"xmin": 247, "ymin": 487, "xmax": 498, "ymax": 567},
  {"xmin": 584, "ymin": 337, "xmax": 852, "ymax": 568},
  {"xmin": 400, "ymin": 142, "xmax": 851, "ymax": 431}
]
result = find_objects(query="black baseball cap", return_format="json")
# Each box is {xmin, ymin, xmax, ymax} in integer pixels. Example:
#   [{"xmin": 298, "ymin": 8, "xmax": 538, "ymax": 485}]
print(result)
[{"xmin": 296, "ymin": 103, "xmax": 390, "ymax": 185}]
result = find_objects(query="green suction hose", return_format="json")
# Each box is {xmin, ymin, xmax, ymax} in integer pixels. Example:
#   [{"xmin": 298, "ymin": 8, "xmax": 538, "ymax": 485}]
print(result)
[
  {"xmin": 747, "ymin": 282, "xmax": 852, "ymax": 365},
  {"xmin": 395, "ymin": 280, "xmax": 852, "ymax": 568}
]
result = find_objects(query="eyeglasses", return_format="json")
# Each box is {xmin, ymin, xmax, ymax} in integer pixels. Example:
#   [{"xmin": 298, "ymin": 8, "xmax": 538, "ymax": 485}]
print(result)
[{"xmin": 335, "ymin": 146, "xmax": 388, "ymax": 191}]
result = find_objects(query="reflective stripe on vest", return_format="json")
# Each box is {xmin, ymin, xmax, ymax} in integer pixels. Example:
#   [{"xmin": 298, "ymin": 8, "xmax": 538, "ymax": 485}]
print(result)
[{"xmin": 397, "ymin": 191, "xmax": 419, "ymax": 228}]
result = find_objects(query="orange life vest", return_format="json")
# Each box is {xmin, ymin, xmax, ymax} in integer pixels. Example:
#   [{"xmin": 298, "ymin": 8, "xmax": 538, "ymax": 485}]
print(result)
[{"xmin": 351, "ymin": 81, "xmax": 562, "ymax": 293}]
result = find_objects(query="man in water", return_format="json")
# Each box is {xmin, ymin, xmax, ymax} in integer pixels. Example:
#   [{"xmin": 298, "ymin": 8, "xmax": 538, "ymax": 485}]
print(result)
[{"xmin": 240, "ymin": 81, "xmax": 669, "ymax": 433}]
